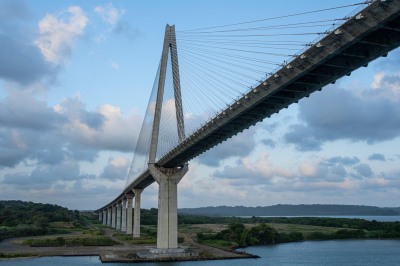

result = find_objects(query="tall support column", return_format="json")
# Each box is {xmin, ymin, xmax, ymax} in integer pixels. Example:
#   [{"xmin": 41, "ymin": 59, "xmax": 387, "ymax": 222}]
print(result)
[
  {"xmin": 133, "ymin": 189, "xmax": 143, "ymax": 238},
  {"xmin": 116, "ymin": 202, "xmax": 122, "ymax": 230},
  {"xmin": 121, "ymin": 198, "xmax": 127, "ymax": 232},
  {"xmin": 102, "ymin": 210, "xmax": 107, "ymax": 226},
  {"xmin": 126, "ymin": 195, "xmax": 133, "ymax": 235},
  {"xmin": 111, "ymin": 204, "xmax": 117, "ymax": 228},
  {"xmin": 98, "ymin": 212, "xmax": 102, "ymax": 221},
  {"xmin": 169, "ymin": 25, "xmax": 185, "ymax": 142},
  {"xmin": 149, "ymin": 164, "xmax": 188, "ymax": 249},
  {"xmin": 107, "ymin": 207, "xmax": 112, "ymax": 227},
  {"xmin": 149, "ymin": 25, "xmax": 170, "ymax": 164}
]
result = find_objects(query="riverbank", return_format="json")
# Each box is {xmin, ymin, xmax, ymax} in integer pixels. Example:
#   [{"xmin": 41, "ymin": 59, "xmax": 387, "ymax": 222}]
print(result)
[
  {"xmin": 0, "ymin": 228, "xmax": 257, "ymax": 263},
  {"xmin": 2, "ymin": 216, "xmax": 399, "ymax": 263},
  {"xmin": 2, "ymin": 240, "xmax": 400, "ymax": 266}
]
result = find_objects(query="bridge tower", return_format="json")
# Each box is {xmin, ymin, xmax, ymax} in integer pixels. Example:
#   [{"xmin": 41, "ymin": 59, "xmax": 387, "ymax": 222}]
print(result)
[{"xmin": 148, "ymin": 24, "xmax": 188, "ymax": 252}]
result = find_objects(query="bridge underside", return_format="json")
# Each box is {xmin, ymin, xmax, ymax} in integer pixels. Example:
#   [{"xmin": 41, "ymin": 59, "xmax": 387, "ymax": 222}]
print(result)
[
  {"xmin": 97, "ymin": 0, "xmax": 400, "ymax": 255},
  {"xmin": 158, "ymin": 0, "xmax": 400, "ymax": 168},
  {"xmin": 110, "ymin": 0, "xmax": 400, "ymax": 195}
]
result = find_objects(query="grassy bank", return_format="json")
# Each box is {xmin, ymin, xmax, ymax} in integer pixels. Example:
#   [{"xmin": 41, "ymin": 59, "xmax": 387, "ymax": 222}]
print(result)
[
  {"xmin": 191, "ymin": 220, "xmax": 400, "ymax": 249},
  {"xmin": 22, "ymin": 235, "xmax": 119, "ymax": 247}
]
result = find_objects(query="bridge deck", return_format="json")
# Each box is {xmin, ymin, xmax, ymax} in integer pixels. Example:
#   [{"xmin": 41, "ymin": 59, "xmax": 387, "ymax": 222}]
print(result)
[{"xmin": 101, "ymin": 0, "xmax": 400, "ymax": 209}]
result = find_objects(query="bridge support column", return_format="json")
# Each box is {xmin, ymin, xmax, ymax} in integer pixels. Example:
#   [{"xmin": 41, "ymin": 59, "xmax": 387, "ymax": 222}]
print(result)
[
  {"xmin": 107, "ymin": 207, "xmax": 112, "ymax": 227},
  {"xmin": 98, "ymin": 212, "xmax": 102, "ymax": 221},
  {"xmin": 121, "ymin": 199, "xmax": 127, "ymax": 232},
  {"xmin": 149, "ymin": 163, "xmax": 188, "ymax": 249},
  {"xmin": 126, "ymin": 195, "xmax": 133, "ymax": 235},
  {"xmin": 116, "ymin": 203, "xmax": 122, "ymax": 230},
  {"xmin": 133, "ymin": 189, "xmax": 143, "ymax": 238},
  {"xmin": 102, "ymin": 210, "xmax": 107, "ymax": 226},
  {"xmin": 112, "ymin": 205, "xmax": 117, "ymax": 228}
]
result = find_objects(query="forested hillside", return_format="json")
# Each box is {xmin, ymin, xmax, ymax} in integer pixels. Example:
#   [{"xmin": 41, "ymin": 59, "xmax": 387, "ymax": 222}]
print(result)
[
  {"xmin": 0, "ymin": 200, "xmax": 76, "ymax": 227},
  {"xmin": 0, "ymin": 200, "xmax": 81, "ymax": 241}
]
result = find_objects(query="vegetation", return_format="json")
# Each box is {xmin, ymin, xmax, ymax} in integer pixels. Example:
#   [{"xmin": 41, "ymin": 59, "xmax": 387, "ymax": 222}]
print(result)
[
  {"xmin": 0, "ymin": 252, "xmax": 37, "ymax": 259},
  {"xmin": 177, "ymin": 213, "xmax": 399, "ymax": 234},
  {"xmin": 195, "ymin": 218, "xmax": 400, "ymax": 249},
  {"xmin": 22, "ymin": 235, "xmax": 118, "ymax": 247},
  {"xmin": 0, "ymin": 200, "xmax": 80, "ymax": 227},
  {"xmin": 197, "ymin": 222, "xmax": 302, "ymax": 248},
  {"xmin": 141, "ymin": 208, "xmax": 158, "ymax": 225},
  {"xmin": 1, "ymin": 200, "xmax": 399, "ymax": 250},
  {"xmin": 0, "ymin": 201, "xmax": 124, "ymax": 248},
  {"xmin": 112, "ymin": 226, "xmax": 157, "ymax": 245},
  {"xmin": 0, "ymin": 201, "xmax": 88, "ymax": 241},
  {"xmin": 17, "ymin": 212, "xmax": 119, "ymax": 247}
]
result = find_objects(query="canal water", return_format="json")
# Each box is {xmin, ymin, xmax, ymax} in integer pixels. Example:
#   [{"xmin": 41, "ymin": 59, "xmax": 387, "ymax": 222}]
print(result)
[
  {"xmin": 1, "ymin": 239, "xmax": 400, "ymax": 266},
  {"xmin": 241, "ymin": 215, "xmax": 400, "ymax": 222}
]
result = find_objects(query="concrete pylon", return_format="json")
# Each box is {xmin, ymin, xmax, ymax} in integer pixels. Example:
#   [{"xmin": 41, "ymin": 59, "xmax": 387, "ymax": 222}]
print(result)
[
  {"xmin": 133, "ymin": 188, "xmax": 143, "ymax": 238},
  {"xmin": 149, "ymin": 163, "xmax": 188, "ymax": 249},
  {"xmin": 121, "ymin": 198, "xmax": 127, "ymax": 232},
  {"xmin": 102, "ymin": 210, "xmax": 107, "ymax": 226},
  {"xmin": 107, "ymin": 207, "xmax": 112, "ymax": 227},
  {"xmin": 112, "ymin": 205, "xmax": 117, "ymax": 228},
  {"xmin": 147, "ymin": 24, "xmax": 188, "ymax": 252},
  {"xmin": 98, "ymin": 212, "xmax": 102, "ymax": 221},
  {"xmin": 126, "ymin": 195, "xmax": 133, "ymax": 234},
  {"xmin": 116, "ymin": 203, "xmax": 122, "ymax": 230}
]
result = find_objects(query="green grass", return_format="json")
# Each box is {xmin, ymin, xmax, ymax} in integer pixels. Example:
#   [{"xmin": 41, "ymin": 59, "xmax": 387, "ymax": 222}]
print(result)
[
  {"xmin": 267, "ymin": 223, "xmax": 348, "ymax": 237},
  {"xmin": 22, "ymin": 235, "xmax": 119, "ymax": 247},
  {"xmin": 48, "ymin": 222, "xmax": 74, "ymax": 228},
  {"xmin": 126, "ymin": 237, "xmax": 156, "ymax": 244},
  {"xmin": 82, "ymin": 228, "xmax": 105, "ymax": 236},
  {"xmin": 0, "ymin": 253, "xmax": 37, "ymax": 259},
  {"xmin": 114, "ymin": 232, "xmax": 156, "ymax": 245},
  {"xmin": 199, "ymin": 239, "xmax": 238, "ymax": 249}
]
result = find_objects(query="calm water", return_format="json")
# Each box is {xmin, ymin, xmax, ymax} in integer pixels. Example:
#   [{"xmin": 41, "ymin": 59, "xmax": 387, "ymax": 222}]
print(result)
[
  {"xmin": 244, "ymin": 215, "xmax": 400, "ymax": 222},
  {"xmin": 1, "ymin": 240, "xmax": 400, "ymax": 266}
]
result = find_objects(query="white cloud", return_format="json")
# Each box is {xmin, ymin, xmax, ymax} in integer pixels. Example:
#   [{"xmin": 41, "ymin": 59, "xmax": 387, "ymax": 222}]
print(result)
[
  {"xmin": 94, "ymin": 3, "xmax": 125, "ymax": 26},
  {"xmin": 371, "ymin": 72, "xmax": 385, "ymax": 90},
  {"xmin": 36, "ymin": 6, "xmax": 88, "ymax": 64},
  {"xmin": 58, "ymin": 99, "xmax": 142, "ymax": 152},
  {"xmin": 371, "ymin": 72, "xmax": 400, "ymax": 100}
]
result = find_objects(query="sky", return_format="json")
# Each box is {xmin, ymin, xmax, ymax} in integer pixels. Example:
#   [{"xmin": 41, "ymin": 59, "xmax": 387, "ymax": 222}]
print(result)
[{"xmin": 1, "ymin": 0, "xmax": 400, "ymax": 210}]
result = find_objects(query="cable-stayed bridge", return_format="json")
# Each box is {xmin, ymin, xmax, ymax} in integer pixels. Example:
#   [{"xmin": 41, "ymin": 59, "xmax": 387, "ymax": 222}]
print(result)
[{"xmin": 96, "ymin": 0, "xmax": 400, "ymax": 255}]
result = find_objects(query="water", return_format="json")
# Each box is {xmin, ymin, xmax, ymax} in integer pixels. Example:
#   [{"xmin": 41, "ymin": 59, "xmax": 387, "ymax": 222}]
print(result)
[
  {"xmin": 241, "ymin": 215, "xmax": 400, "ymax": 222},
  {"xmin": 1, "ymin": 240, "xmax": 400, "ymax": 265}
]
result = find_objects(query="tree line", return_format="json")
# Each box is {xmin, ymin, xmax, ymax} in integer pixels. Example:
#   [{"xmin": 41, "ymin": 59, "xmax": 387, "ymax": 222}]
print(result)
[{"xmin": 0, "ymin": 200, "xmax": 83, "ymax": 241}]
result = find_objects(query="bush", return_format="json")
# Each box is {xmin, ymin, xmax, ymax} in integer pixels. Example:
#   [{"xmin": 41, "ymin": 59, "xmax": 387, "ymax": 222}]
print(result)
[
  {"xmin": 334, "ymin": 229, "xmax": 366, "ymax": 239},
  {"xmin": 276, "ymin": 232, "xmax": 304, "ymax": 243},
  {"xmin": 307, "ymin": 232, "xmax": 332, "ymax": 240}
]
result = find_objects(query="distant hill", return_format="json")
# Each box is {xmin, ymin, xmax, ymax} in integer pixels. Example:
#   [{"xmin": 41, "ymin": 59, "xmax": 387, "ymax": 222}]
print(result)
[
  {"xmin": 390, "ymin": 207, "xmax": 400, "ymax": 213},
  {"xmin": 179, "ymin": 204, "xmax": 400, "ymax": 217},
  {"xmin": 0, "ymin": 200, "xmax": 85, "ymax": 241},
  {"xmin": 0, "ymin": 200, "xmax": 75, "ymax": 227}
]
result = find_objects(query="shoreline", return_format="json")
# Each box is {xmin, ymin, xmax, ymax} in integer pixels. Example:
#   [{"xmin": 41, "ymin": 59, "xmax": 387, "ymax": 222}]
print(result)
[
  {"xmin": 2, "ymin": 237, "xmax": 400, "ymax": 263},
  {"xmin": 0, "ymin": 232, "xmax": 257, "ymax": 263}
]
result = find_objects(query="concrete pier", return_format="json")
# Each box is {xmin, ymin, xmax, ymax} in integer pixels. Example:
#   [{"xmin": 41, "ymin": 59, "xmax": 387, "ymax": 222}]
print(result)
[
  {"xmin": 126, "ymin": 195, "xmax": 133, "ymax": 234},
  {"xmin": 107, "ymin": 207, "xmax": 112, "ymax": 227},
  {"xmin": 133, "ymin": 189, "xmax": 143, "ymax": 238},
  {"xmin": 112, "ymin": 205, "xmax": 117, "ymax": 228},
  {"xmin": 121, "ymin": 198, "xmax": 127, "ymax": 232},
  {"xmin": 149, "ymin": 164, "xmax": 188, "ymax": 249},
  {"xmin": 102, "ymin": 210, "xmax": 107, "ymax": 226},
  {"xmin": 116, "ymin": 203, "xmax": 122, "ymax": 230}
]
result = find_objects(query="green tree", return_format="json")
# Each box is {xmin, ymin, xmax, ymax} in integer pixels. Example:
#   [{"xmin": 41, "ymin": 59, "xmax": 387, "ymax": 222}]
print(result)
[{"xmin": 247, "ymin": 223, "xmax": 277, "ymax": 245}]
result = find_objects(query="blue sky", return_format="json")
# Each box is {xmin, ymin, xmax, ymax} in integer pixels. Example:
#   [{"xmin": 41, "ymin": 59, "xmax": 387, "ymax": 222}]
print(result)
[{"xmin": 1, "ymin": 0, "xmax": 399, "ymax": 210}]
